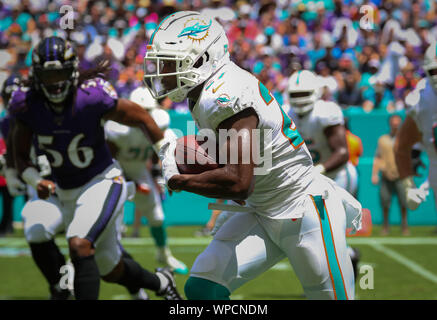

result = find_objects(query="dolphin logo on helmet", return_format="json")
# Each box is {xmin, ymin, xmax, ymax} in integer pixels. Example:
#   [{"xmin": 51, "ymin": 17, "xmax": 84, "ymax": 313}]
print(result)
[{"xmin": 178, "ymin": 19, "xmax": 212, "ymax": 41}]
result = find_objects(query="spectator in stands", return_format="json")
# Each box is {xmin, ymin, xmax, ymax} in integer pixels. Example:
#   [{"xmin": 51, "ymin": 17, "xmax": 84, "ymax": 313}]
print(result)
[
  {"xmin": 372, "ymin": 115, "xmax": 409, "ymax": 236},
  {"xmin": 337, "ymin": 72, "xmax": 364, "ymax": 108}
]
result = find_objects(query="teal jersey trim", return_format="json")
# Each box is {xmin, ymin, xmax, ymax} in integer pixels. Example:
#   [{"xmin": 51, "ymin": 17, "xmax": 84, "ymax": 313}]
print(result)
[
  {"xmin": 205, "ymin": 81, "xmax": 214, "ymax": 90},
  {"xmin": 258, "ymin": 81, "xmax": 273, "ymax": 105},
  {"xmin": 279, "ymin": 104, "xmax": 304, "ymax": 148}
]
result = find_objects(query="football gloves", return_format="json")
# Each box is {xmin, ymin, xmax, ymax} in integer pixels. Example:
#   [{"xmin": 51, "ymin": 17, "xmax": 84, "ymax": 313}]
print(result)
[
  {"xmin": 158, "ymin": 133, "xmax": 180, "ymax": 191},
  {"xmin": 399, "ymin": 177, "xmax": 429, "ymax": 211}
]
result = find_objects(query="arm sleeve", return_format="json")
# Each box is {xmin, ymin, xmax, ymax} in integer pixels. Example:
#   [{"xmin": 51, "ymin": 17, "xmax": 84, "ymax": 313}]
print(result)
[{"xmin": 83, "ymin": 78, "xmax": 119, "ymax": 118}]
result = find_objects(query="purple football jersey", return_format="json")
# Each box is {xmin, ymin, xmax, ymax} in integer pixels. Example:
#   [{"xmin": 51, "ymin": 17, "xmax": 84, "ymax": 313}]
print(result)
[{"xmin": 9, "ymin": 78, "xmax": 118, "ymax": 189}]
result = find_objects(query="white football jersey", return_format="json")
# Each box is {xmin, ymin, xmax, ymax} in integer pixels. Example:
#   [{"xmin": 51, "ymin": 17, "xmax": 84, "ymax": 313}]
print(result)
[
  {"xmin": 408, "ymin": 79, "xmax": 437, "ymax": 191},
  {"xmin": 190, "ymin": 61, "xmax": 314, "ymax": 219},
  {"xmin": 291, "ymin": 100, "xmax": 345, "ymax": 179},
  {"xmin": 104, "ymin": 109, "xmax": 173, "ymax": 180}
]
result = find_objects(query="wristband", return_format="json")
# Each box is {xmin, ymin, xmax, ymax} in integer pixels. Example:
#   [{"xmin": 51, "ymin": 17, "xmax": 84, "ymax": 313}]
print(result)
[
  {"xmin": 153, "ymin": 138, "xmax": 166, "ymax": 154},
  {"xmin": 22, "ymin": 167, "xmax": 42, "ymax": 189}
]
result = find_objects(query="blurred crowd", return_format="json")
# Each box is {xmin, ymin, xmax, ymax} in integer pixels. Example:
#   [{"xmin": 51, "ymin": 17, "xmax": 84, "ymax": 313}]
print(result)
[{"xmin": 1, "ymin": 0, "xmax": 437, "ymax": 113}]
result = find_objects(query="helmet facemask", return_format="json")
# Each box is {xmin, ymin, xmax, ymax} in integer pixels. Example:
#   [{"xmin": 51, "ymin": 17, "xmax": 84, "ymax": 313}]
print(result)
[
  {"xmin": 31, "ymin": 37, "xmax": 79, "ymax": 112},
  {"xmin": 287, "ymin": 70, "xmax": 321, "ymax": 116},
  {"xmin": 144, "ymin": 50, "xmax": 201, "ymax": 102},
  {"xmin": 143, "ymin": 12, "xmax": 230, "ymax": 103},
  {"xmin": 289, "ymin": 90, "xmax": 317, "ymax": 116}
]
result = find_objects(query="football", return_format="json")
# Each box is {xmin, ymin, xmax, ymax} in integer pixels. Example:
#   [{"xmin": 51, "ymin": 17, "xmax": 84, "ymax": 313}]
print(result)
[{"xmin": 174, "ymin": 135, "xmax": 219, "ymax": 174}]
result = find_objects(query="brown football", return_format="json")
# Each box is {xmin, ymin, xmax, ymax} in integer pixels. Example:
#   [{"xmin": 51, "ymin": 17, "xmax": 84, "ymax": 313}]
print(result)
[{"xmin": 174, "ymin": 135, "xmax": 219, "ymax": 174}]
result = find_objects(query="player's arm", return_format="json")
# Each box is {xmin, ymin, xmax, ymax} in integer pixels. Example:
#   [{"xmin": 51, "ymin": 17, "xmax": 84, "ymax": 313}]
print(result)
[
  {"xmin": 394, "ymin": 115, "xmax": 426, "ymax": 210},
  {"xmin": 371, "ymin": 156, "xmax": 381, "ymax": 185},
  {"xmin": 394, "ymin": 115, "xmax": 422, "ymax": 179},
  {"xmin": 103, "ymin": 98, "xmax": 164, "ymax": 149},
  {"xmin": 167, "ymin": 108, "xmax": 258, "ymax": 200},
  {"xmin": 12, "ymin": 119, "xmax": 55, "ymax": 199},
  {"xmin": 3, "ymin": 121, "xmax": 26, "ymax": 196},
  {"xmin": 371, "ymin": 139, "xmax": 382, "ymax": 185},
  {"xmin": 319, "ymin": 124, "xmax": 349, "ymax": 173}
]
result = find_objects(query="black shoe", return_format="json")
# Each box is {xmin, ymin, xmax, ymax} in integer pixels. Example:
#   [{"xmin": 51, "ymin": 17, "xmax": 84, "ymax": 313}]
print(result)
[
  {"xmin": 155, "ymin": 267, "xmax": 183, "ymax": 300},
  {"xmin": 49, "ymin": 284, "xmax": 72, "ymax": 300}
]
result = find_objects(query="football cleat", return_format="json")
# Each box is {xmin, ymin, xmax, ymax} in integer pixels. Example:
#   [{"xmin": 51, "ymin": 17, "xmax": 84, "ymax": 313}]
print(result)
[
  {"xmin": 49, "ymin": 283, "xmax": 73, "ymax": 300},
  {"xmin": 131, "ymin": 288, "xmax": 149, "ymax": 300},
  {"xmin": 156, "ymin": 247, "xmax": 189, "ymax": 275},
  {"xmin": 155, "ymin": 267, "xmax": 183, "ymax": 300}
]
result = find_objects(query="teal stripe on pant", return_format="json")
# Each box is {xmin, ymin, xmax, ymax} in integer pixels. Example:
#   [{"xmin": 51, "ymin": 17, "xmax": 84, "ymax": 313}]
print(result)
[{"xmin": 312, "ymin": 195, "xmax": 348, "ymax": 300}]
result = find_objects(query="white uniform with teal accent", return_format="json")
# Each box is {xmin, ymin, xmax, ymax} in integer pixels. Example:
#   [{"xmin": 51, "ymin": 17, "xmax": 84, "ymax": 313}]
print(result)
[
  {"xmin": 291, "ymin": 100, "xmax": 358, "ymax": 195},
  {"xmin": 408, "ymin": 79, "xmax": 437, "ymax": 201},
  {"xmin": 188, "ymin": 61, "xmax": 356, "ymax": 300},
  {"xmin": 104, "ymin": 119, "xmax": 172, "ymax": 226}
]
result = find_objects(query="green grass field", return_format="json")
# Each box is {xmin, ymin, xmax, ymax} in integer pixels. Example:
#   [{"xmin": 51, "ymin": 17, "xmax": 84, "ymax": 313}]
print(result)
[{"xmin": 1, "ymin": 225, "xmax": 437, "ymax": 300}]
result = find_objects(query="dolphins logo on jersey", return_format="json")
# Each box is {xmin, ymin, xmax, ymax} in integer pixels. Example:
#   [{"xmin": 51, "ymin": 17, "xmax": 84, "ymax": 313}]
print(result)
[
  {"xmin": 178, "ymin": 18, "xmax": 212, "ymax": 43},
  {"xmin": 216, "ymin": 93, "xmax": 232, "ymax": 107}
]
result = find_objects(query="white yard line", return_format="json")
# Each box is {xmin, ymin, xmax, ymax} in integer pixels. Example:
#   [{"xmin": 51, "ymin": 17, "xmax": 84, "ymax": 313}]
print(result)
[
  {"xmin": 369, "ymin": 242, "xmax": 437, "ymax": 284},
  {"xmin": 1, "ymin": 237, "xmax": 437, "ymax": 247}
]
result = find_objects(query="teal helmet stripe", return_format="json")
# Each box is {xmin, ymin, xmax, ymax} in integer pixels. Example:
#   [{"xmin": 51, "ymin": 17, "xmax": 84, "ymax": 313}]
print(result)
[
  {"xmin": 296, "ymin": 70, "xmax": 302, "ymax": 85},
  {"xmin": 149, "ymin": 11, "xmax": 183, "ymax": 45}
]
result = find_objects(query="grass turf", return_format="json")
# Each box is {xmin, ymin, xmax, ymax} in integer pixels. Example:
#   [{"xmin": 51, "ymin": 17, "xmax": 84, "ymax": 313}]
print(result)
[{"xmin": 0, "ymin": 225, "xmax": 436, "ymax": 300}]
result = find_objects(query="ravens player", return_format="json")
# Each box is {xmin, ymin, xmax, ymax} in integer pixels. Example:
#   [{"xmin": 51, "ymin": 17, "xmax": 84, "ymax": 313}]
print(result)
[
  {"xmin": 10, "ymin": 36, "xmax": 182, "ymax": 300},
  {"xmin": 2, "ymin": 74, "xmax": 76, "ymax": 299}
]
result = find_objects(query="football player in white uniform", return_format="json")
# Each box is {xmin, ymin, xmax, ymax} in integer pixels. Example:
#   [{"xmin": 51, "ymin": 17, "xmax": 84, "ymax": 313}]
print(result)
[
  {"xmin": 394, "ymin": 43, "xmax": 437, "ymax": 213},
  {"xmin": 287, "ymin": 70, "xmax": 358, "ymax": 196},
  {"xmin": 287, "ymin": 70, "xmax": 361, "ymax": 280},
  {"xmin": 144, "ymin": 11, "xmax": 361, "ymax": 300},
  {"xmin": 105, "ymin": 86, "xmax": 188, "ymax": 275}
]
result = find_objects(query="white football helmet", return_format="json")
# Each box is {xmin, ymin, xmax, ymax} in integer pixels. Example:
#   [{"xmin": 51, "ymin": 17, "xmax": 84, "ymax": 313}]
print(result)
[
  {"xmin": 143, "ymin": 11, "xmax": 230, "ymax": 102},
  {"xmin": 129, "ymin": 86, "xmax": 158, "ymax": 110},
  {"xmin": 287, "ymin": 70, "xmax": 321, "ymax": 116},
  {"xmin": 423, "ymin": 42, "xmax": 437, "ymax": 92}
]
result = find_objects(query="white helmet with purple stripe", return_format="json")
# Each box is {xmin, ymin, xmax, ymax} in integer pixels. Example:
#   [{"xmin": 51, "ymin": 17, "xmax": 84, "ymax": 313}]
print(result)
[{"xmin": 143, "ymin": 11, "xmax": 230, "ymax": 102}]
